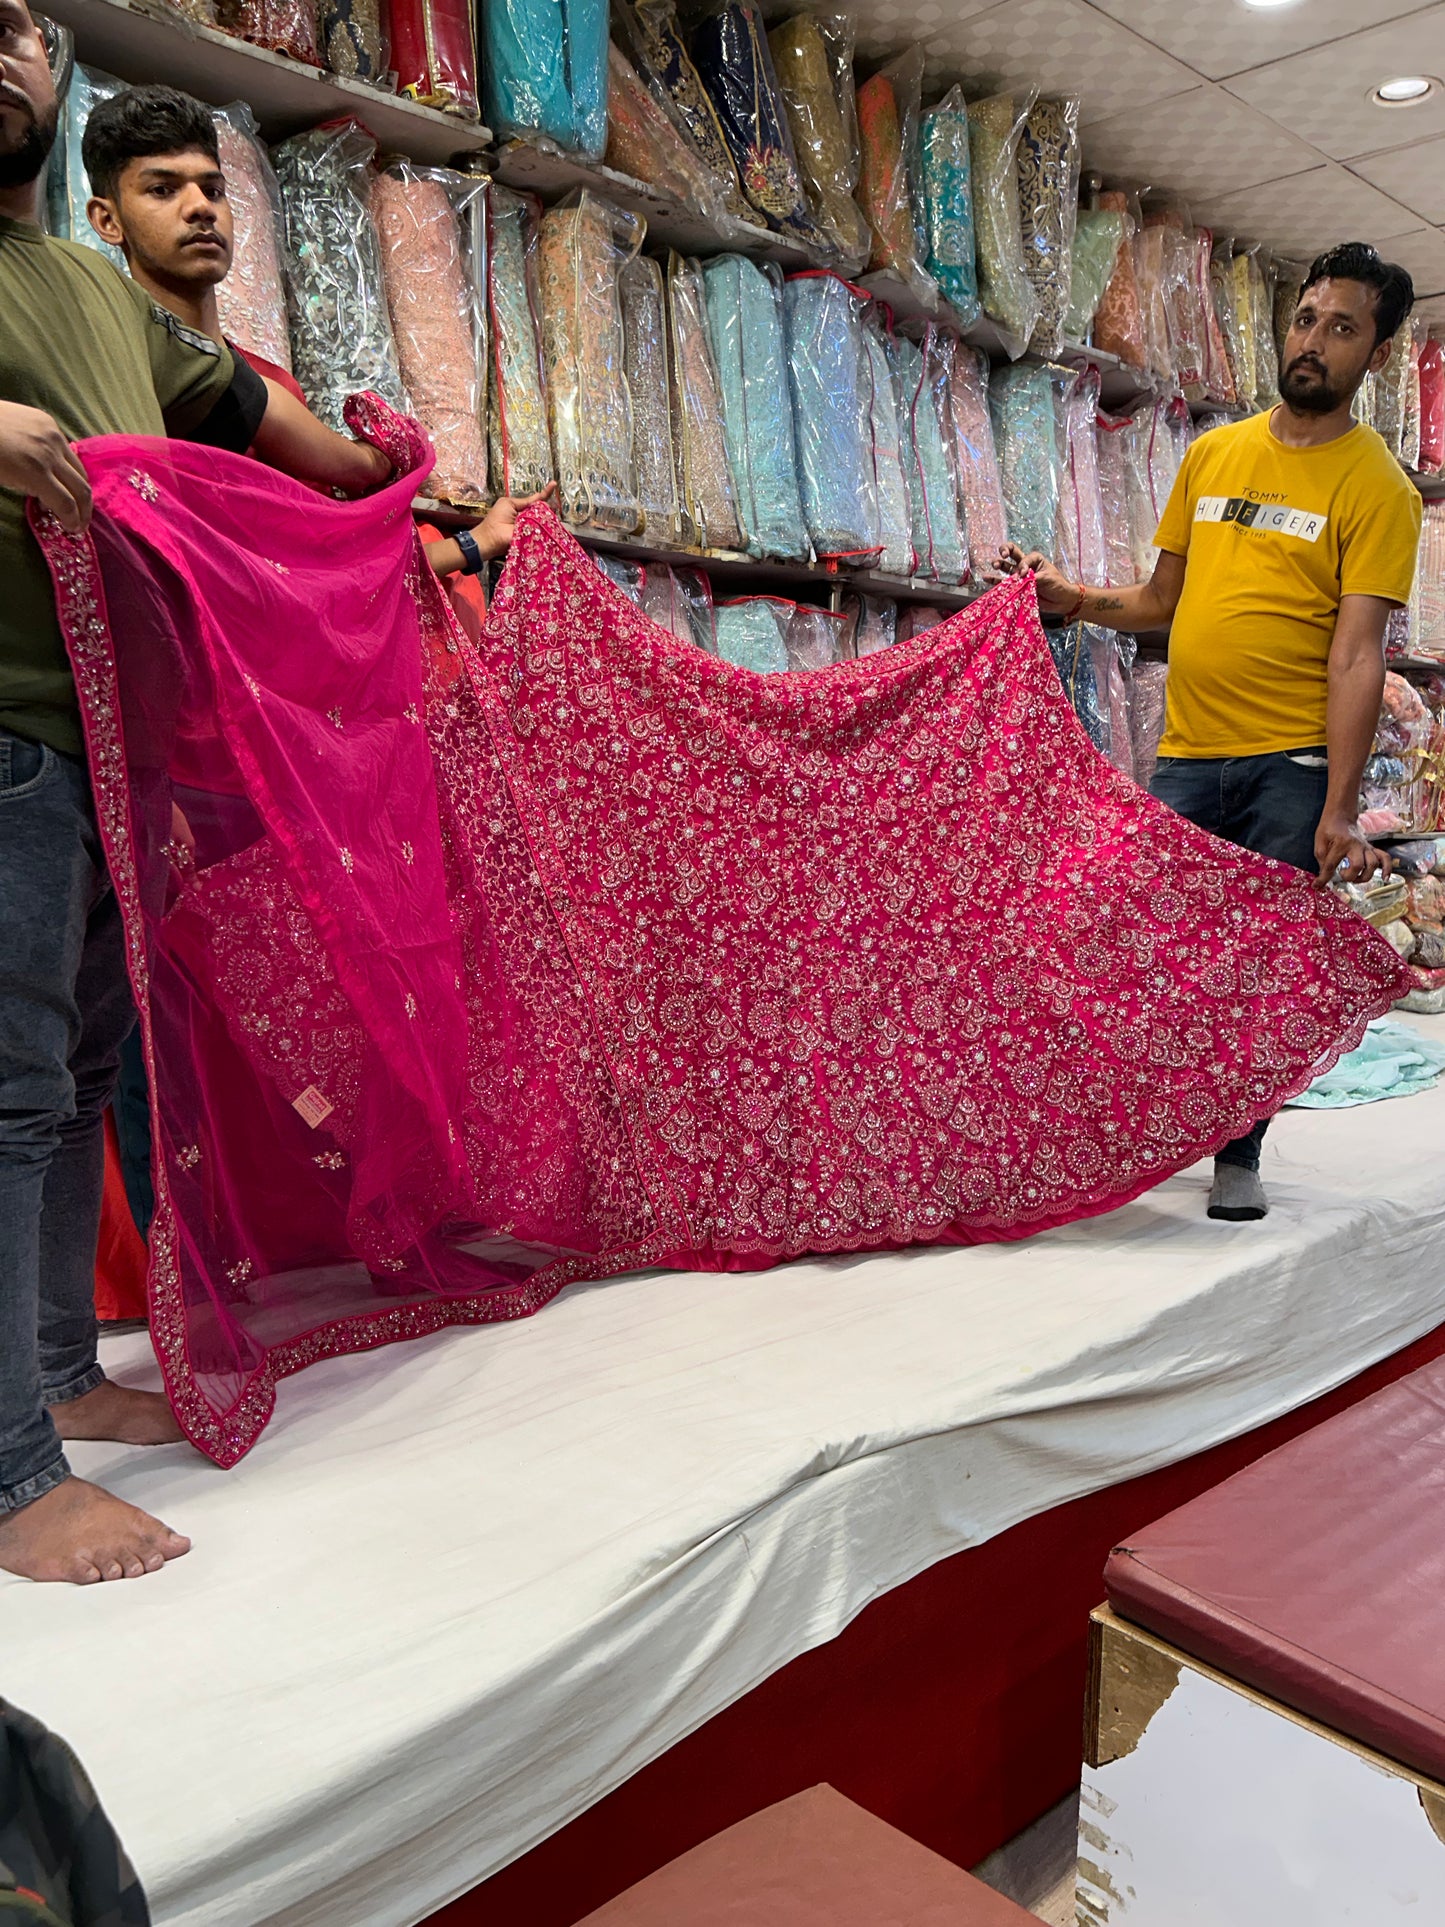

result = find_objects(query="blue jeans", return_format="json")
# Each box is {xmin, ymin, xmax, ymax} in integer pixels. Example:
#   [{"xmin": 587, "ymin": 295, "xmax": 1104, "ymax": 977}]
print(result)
[
  {"xmin": 1151, "ymin": 747, "xmax": 1330, "ymax": 1172},
  {"xmin": 0, "ymin": 728, "xmax": 135, "ymax": 1513}
]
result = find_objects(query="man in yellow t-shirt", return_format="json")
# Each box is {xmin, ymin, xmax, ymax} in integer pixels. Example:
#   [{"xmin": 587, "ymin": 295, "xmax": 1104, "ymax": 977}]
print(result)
[{"xmin": 1003, "ymin": 241, "xmax": 1420, "ymax": 1223}]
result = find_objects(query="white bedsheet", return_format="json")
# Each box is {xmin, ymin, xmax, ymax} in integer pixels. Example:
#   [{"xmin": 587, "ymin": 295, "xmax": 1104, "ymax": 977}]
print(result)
[{"xmin": 7, "ymin": 1030, "xmax": 1445, "ymax": 1927}]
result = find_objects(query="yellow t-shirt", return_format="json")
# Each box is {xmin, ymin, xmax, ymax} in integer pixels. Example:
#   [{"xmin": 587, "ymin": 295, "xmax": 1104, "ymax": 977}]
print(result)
[{"xmin": 1153, "ymin": 410, "xmax": 1422, "ymax": 758}]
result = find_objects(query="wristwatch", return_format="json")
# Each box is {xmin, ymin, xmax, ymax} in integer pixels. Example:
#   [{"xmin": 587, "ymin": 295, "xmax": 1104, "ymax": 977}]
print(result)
[{"xmin": 454, "ymin": 529, "xmax": 485, "ymax": 576}]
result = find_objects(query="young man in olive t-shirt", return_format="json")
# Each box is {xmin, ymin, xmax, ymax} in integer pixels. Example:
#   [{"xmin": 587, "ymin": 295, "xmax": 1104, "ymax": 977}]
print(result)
[{"xmin": 1003, "ymin": 242, "xmax": 1420, "ymax": 1225}]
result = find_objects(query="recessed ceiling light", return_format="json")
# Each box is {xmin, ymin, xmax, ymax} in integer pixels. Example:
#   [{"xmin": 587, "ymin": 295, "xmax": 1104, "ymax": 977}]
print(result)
[
  {"xmin": 1238, "ymin": 0, "xmax": 1304, "ymax": 11},
  {"xmin": 1372, "ymin": 74, "xmax": 1439, "ymax": 104}
]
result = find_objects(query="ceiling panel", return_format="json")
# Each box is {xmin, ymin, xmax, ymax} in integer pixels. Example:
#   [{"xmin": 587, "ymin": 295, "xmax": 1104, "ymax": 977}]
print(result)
[
  {"xmin": 849, "ymin": 0, "xmax": 1200, "ymax": 118},
  {"xmin": 1082, "ymin": 0, "xmax": 1439, "ymax": 83},
  {"xmin": 1225, "ymin": 11, "xmax": 1445, "ymax": 160},
  {"xmin": 1365, "ymin": 224, "xmax": 1445, "ymax": 295},
  {"xmin": 1191, "ymin": 163, "xmax": 1421, "ymax": 254},
  {"xmin": 1350, "ymin": 134, "xmax": 1445, "ymax": 225},
  {"xmin": 1082, "ymin": 87, "xmax": 1325, "ymax": 202}
]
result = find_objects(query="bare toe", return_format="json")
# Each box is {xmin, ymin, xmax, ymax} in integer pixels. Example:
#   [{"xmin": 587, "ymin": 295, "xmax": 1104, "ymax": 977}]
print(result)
[{"xmin": 0, "ymin": 1478, "xmax": 192, "ymax": 1585}]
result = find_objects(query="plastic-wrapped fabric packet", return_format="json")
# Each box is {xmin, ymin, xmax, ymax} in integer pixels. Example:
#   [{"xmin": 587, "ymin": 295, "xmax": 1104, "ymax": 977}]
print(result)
[
  {"xmin": 1065, "ymin": 206, "xmax": 1126, "ymax": 345},
  {"xmin": 1419, "ymin": 334, "xmax": 1445, "ymax": 474},
  {"xmin": 1091, "ymin": 627, "xmax": 1136, "ymax": 780},
  {"xmin": 843, "ymin": 593, "xmax": 897, "ymax": 657},
  {"xmin": 594, "ymin": 553, "xmax": 644, "ymax": 601},
  {"xmin": 896, "ymin": 327, "xmax": 966, "ymax": 584},
  {"xmin": 605, "ymin": 42, "xmax": 733, "ymax": 226},
  {"xmin": 620, "ymin": 255, "xmax": 682, "ymax": 545},
  {"xmin": 485, "ymin": 185, "xmax": 553, "ymax": 497},
  {"xmin": 45, "ymin": 65, "xmax": 126, "ymax": 266},
  {"xmin": 1251, "ymin": 251, "xmax": 1281, "ymax": 409},
  {"xmin": 1405, "ymin": 329, "xmax": 1423, "ymax": 472},
  {"xmin": 1213, "ymin": 241, "xmax": 1252, "ymax": 410},
  {"xmin": 702, "ymin": 253, "xmax": 810, "ymax": 562},
  {"xmin": 274, "ymin": 121, "xmax": 407, "ymax": 433},
  {"xmin": 1056, "ymin": 367, "xmax": 1107, "ymax": 590},
  {"xmin": 1193, "ymin": 226, "xmax": 1233, "ymax": 404},
  {"xmin": 641, "ymin": 563, "xmax": 716, "ymax": 648},
  {"xmin": 668, "ymin": 251, "xmax": 746, "ymax": 551},
  {"xmin": 1092, "ymin": 188, "xmax": 1144, "ymax": 369},
  {"xmin": 690, "ymin": 1, "xmax": 822, "ymax": 248},
  {"xmin": 967, "ymin": 90, "xmax": 1040, "ymax": 358},
  {"xmin": 1131, "ymin": 217, "xmax": 1172, "ymax": 383},
  {"xmin": 714, "ymin": 596, "xmax": 792, "ymax": 672},
  {"xmin": 147, "ymin": 0, "xmax": 217, "ymax": 23},
  {"xmin": 1095, "ymin": 410, "xmax": 1136, "ymax": 586},
  {"xmin": 482, "ymin": 0, "xmax": 607, "ymax": 156},
  {"xmin": 613, "ymin": 0, "xmax": 750, "ymax": 221},
  {"xmin": 861, "ymin": 309, "xmax": 915, "ymax": 578},
  {"xmin": 1273, "ymin": 257, "xmax": 1307, "ymax": 371},
  {"xmin": 321, "ymin": 0, "xmax": 387, "ymax": 83},
  {"xmin": 767, "ymin": 12, "xmax": 870, "ymax": 274},
  {"xmin": 539, "ymin": 191, "xmax": 642, "ymax": 533},
  {"xmin": 890, "ymin": 332, "xmax": 942, "ymax": 583},
  {"xmin": 1129, "ymin": 660, "xmax": 1169, "ymax": 789},
  {"xmin": 989, "ymin": 360, "xmax": 1059, "ymax": 559},
  {"xmin": 1149, "ymin": 208, "xmax": 1202, "ymax": 396},
  {"xmin": 1017, "ymin": 94, "xmax": 1080, "ymax": 357},
  {"xmin": 373, "ymin": 164, "xmax": 488, "ymax": 506},
  {"xmin": 1375, "ymin": 324, "xmax": 1412, "ymax": 459},
  {"xmin": 212, "ymin": 105, "xmax": 292, "ymax": 374},
  {"xmin": 897, "ymin": 604, "xmax": 944, "ymax": 641},
  {"xmin": 390, "ymin": 0, "xmax": 480, "ymax": 117},
  {"xmin": 919, "ymin": 87, "xmax": 979, "ymax": 326},
  {"xmin": 1049, "ymin": 622, "xmax": 1109, "ymax": 756},
  {"xmin": 219, "ymin": 0, "xmax": 319, "ymax": 64},
  {"xmin": 1122, "ymin": 395, "xmax": 1187, "ymax": 581},
  {"xmin": 782, "ymin": 270, "xmax": 879, "ymax": 561},
  {"xmin": 948, "ymin": 341, "xmax": 1007, "ymax": 581},
  {"xmin": 786, "ymin": 603, "xmax": 847, "ymax": 670},
  {"xmin": 856, "ymin": 50, "xmax": 937, "ymax": 308}
]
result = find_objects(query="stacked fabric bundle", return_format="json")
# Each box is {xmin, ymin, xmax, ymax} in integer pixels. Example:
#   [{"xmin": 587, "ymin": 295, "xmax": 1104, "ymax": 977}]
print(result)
[
  {"xmin": 702, "ymin": 254, "xmax": 810, "ymax": 560},
  {"xmin": 212, "ymin": 103, "xmax": 292, "ymax": 376}
]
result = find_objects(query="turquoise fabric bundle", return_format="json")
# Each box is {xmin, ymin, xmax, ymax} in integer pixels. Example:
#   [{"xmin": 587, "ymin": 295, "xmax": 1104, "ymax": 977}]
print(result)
[
  {"xmin": 782, "ymin": 272, "xmax": 878, "ymax": 560},
  {"xmin": 890, "ymin": 333, "xmax": 965, "ymax": 585},
  {"xmin": 919, "ymin": 88, "xmax": 978, "ymax": 325},
  {"xmin": 703, "ymin": 255, "xmax": 809, "ymax": 562},
  {"xmin": 1287, "ymin": 1019, "xmax": 1445, "ymax": 1109},
  {"xmin": 714, "ymin": 598, "xmax": 792, "ymax": 672},
  {"xmin": 989, "ymin": 361, "xmax": 1059, "ymax": 559},
  {"xmin": 46, "ymin": 65, "xmax": 126, "ymax": 267},
  {"xmin": 481, "ymin": 0, "xmax": 609, "ymax": 159},
  {"xmin": 862, "ymin": 321, "xmax": 914, "ymax": 578}
]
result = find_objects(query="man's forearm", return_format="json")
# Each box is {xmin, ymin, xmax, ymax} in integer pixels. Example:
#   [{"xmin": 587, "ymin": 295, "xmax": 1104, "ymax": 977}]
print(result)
[
  {"xmin": 1071, "ymin": 582, "xmax": 1171, "ymax": 632},
  {"xmin": 249, "ymin": 381, "xmax": 391, "ymax": 495},
  {"xmin": 1324, "ymin": 650, "xmax": 1386, "ymax": 817}
]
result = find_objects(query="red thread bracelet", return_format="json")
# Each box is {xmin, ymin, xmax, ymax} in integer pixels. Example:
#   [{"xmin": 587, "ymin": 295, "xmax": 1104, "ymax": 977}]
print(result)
[{"xmin": 1059, "ymin": 582, "xmax": 1087, "ymax": 625}]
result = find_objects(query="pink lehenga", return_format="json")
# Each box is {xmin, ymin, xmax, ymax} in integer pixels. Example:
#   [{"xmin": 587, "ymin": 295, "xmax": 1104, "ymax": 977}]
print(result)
[{"xmin": 35, "ymin": 401, "xmax": 1413, "ymax": 1465}]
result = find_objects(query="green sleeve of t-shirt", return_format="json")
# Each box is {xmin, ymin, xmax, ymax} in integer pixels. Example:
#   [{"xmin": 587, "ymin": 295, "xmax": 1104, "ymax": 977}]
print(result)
[{"xmin": 122, "ymin": 277, "xmax": 237, "ymax": 437}]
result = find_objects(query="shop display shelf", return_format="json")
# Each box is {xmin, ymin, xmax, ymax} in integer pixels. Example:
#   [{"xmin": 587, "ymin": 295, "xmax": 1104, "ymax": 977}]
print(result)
[
  {"xmin": 43, "ymin": 0, "xmax": 492, "ymax": 163},
  {"xmin": 1407, "ymin": 467, "xmax": 1445, "ymax": 500}
]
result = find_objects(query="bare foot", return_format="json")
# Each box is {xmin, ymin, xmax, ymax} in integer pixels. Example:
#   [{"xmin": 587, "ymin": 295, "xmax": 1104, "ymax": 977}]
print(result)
[
  {"xmin": 0, "ymin": 1477, "xmax": 190, "ymax": 1584},
  {"xmin": 49, "ymin": 1380, "xmax": 186, "ymax": 1446}
]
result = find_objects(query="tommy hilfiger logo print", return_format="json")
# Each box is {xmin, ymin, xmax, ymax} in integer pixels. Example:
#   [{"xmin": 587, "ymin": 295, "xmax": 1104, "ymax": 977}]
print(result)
[{"xmin": 1194, "ymin": 496, "xmax": 1328, "ymax": 542}]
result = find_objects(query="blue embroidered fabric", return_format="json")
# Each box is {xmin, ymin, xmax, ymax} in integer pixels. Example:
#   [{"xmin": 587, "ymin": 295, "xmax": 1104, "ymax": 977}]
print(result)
[{"xmin": 703, "ymin": 255, "xmax": 810, "ymax": 562}]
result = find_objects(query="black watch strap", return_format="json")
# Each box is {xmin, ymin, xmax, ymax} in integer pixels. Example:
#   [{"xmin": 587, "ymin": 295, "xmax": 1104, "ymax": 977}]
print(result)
[{"xmin": 454, "ymin": 528, "xmax": 485, "ymax": 576}]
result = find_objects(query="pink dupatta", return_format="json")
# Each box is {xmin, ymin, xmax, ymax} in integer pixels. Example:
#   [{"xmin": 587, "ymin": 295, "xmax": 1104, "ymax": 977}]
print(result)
[{"xmin": 35, "ymin": 401, "xmax": 1414, "ymax": 1464}]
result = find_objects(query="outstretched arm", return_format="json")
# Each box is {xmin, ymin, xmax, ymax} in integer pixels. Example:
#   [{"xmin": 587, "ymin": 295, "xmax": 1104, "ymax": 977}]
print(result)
[
  {"xmin": 425, "ymin": 483, "xmax": 560, "ymax": 575},
  {"xmin": 996, "ymin": 543, "xmax": 1187, "ymax": 632},
  {"xmin": 249, "ymin": 379, "xmax": 393, "ymax": 495},
  {"xmin": 1316, "ymin": 593, "xmax": 1392, "ymax": 883}
]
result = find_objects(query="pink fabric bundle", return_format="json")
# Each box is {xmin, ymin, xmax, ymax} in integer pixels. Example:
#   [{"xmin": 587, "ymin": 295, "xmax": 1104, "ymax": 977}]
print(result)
[
  {"xmin": 947, "ymin": 341, "xmax": 1008, "ymax": 580},
  {"xmin": 36, "ymin": 408, "xmax": 1416, "ymax": 1461},
  {"xmin": 212, "ymin": 109, "xmax": 291, "ymax": 375},
  {"xmin": 1419, "ymin": 336, "xmax": 1445, "ymax": 475}
]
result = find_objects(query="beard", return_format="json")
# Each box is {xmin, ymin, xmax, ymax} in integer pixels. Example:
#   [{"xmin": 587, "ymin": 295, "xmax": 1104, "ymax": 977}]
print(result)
[
  {"xmin": 0, "ymin": 95, "xmax": 58, "ymax": 189},
  {"xmin": 1279, "ymin": 355, "xmax": 1348, "ymax": 416}
]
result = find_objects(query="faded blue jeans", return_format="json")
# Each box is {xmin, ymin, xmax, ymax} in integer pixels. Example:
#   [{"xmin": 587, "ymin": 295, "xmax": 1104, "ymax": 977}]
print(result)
[
  {"xmin": 1151, "ymin": 746, "xmax": 1330, "ymax": 1173},
  {"xmin": 0, "ymin": 726, "xmax": 134, "ymax": 1514}
]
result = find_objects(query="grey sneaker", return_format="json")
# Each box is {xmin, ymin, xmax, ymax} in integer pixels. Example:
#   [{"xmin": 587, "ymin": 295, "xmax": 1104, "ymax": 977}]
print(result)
[{"xmin": 1208, "ymin": 1164, "xmax": 1268, "ymax": 1221}]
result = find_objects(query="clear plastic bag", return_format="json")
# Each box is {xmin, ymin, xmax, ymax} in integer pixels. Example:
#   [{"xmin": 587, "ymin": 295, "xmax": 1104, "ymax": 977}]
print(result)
[
  {"xmin": 1273, "ymin": 257, "xmax": 1308, "ymax": 375},
  {"xmin": 1131, "ymin": 215, "xmax": 1172, "ymax": 383},
  {"xmin": 273, "ymin": 121, "xmax": 408, "ymax": 433},
  {"xmin": 842, "ymin": 592, "xmax": 897, "ymax": 657},
  {"xmin": 1194, "ymin": 227, "xmax": 1233, "ymax": 404},
  {"xmin": 668, "ymin": 251, "xmax": 745, "ymax": 552},
  {"xmin": 786, "ymin": 603, "xmax": 848, "ymax": 669},
  {"xmin": 1420, "ymin": 334, "xmax": 1445, "ymax": 475},
  {"xmin": 1128, "ymin": 660, "xmax": 1169, "ymax": 789},
  {"xmin": 714, "ymin": 596, "xmax": 792, "ymax": 672},
  {"xmin": 45, "ymin": 65, "xmax": 126, "ymax": 267},
  {"xmin": 862, "ymin": 309, "xmax": 916, "ymax": 578},
  {"xmin": 1092, "ymin": 188, "xmax": 1144, "ymax": 370},
  {"xmin": 620, "ymin": 255, "xmax": 683, "ymax": 545},
  {"xmin": 919, "ymin": 86, "xmax": 979, "ymax": 327},
  {"xmin": 947, "ymin": 340, "xmax": 1008, "ymax": 580},
  {"xmin": 1017, "ymin": 94, "xmax": 1080, "ymax": 358},
  {"xmin": 1056, "ymin": 367, "xmax": 1107, "ymax": 590},
  {"xmin": 1065, "ymin": 206, "xmax": 1127, "ymax": 346},
  {"xmin": 219, "ymin": 0, "xmax": 319, "ymax": 64},
  {"xmin": 897, "ymin": 604, "xmax": 944, "ymax": 641},
  {"xmin": 1049, "ymin": 622, "xmax": 1109, "ymax": 755},
  {"xmin": 605, "ymin": 42, "xmax": 734, "ymax": 227},
  {"xmin": 373, "ymin": 164, "xmax": 488, "ymax": 506},
  {"xmin": 212, "ymin": 104, "xmax": 292, "ymax": 375},
  {"xmin": 482, "ymin": 0, "xmax": 607, "ymax": 156},
  {"xmin": 538, "ymin": 191, "xmax": 642, "ymax": 533},
  {"xmin": 1376, "ymin": 324, "xmax": 1412, "ymax": 459},
  {"xmin": 782, "ymin": 270, "xmax": 879, "ymax": 561},
  {"xmin": 1212, "ymin": 240, "xmax": 1252, "ymax": 410},
  {"xmin": 320, "ymin": 0, "xmax": 388, "ymax": 83},
  {"xmin": 768, "ymin": 12, "xmax": 870, "ymax": 274},
  {"xmin": 594, "ymin": 553, "xmax": 644, "ymax": 601},
  {"xmin": 1091, "ymin": 627, "xmax": 1136, "ymax": 780},
  {"xmin": 967, "ymin": 90, "xmax": 1040, "ymax": 359},
  {"xmin": 989, "ymin": 360, "xmax": 1059, "ymax": 559},
  {"xmin": 856, "ymin": 49, "xmax": 937, "ymax": 309},
  {"xmin": 613, "ymin": 0, "xmax": 751, "ymax": 222},
  {"xmin": 1122, "ymin": 395, "xmax": 1189, "ymax": 580},
  {"xmin": 689, "ymin": 0, "xmax": 822, "ymax": 248},
  {"xmin": 1251, "ymin": 251, "xmax": 1281, "ymax": 409},
  {"xmin": 485, "ymin": 185, "xmax": 554, "ymax": 498},
  {"xmin": 891, "ymin": 327, "xmax": 966, "ymax": 584},
  {"xmin": 702, "ymin": 254, "xmax": 810, "ymax": 561},
  {"xmin": 1149, "ymin": 207, "xmax": 1202, "ymax": 396},
  {"xmin": 1094, "ymin": 410, "xmax": 1135, "ymax": 587},
  {"xmin": 641, "ymin": 562, "xmax": 716, "ymax": 649}
]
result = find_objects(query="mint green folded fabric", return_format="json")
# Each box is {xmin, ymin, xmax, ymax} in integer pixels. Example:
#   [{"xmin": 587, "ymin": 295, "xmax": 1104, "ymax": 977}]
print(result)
[{"xmin": 1287, "ymin": 1018, "xmax": 1445, "ymax": 1109}]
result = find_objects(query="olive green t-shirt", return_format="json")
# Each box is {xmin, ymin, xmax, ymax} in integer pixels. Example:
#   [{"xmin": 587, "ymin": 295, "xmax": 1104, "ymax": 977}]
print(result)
[{"xmin": 0, "ymin": 214, "xmax": 241, "ymax": 755}]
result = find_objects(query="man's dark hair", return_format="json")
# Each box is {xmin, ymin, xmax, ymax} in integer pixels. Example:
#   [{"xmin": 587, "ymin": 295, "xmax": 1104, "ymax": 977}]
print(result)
[
  {"xmin": 1301, "ymin": 241, "xmax": 1415, "ymax": 346},
  {"xmin": 81, "ymin": 84, "xmax": 219, "ymax": 201}
]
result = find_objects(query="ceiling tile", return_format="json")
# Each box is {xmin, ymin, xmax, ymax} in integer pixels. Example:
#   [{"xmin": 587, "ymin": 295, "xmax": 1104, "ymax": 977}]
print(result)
[
  {"xmin": 1350, "ymin": 135, "xmax": 1445, "ymax": 226},
  {"xmin": 1191, "ymin": 163, "xmax": 1422, "ymax": 255},
  {"xmin": 1081, "ymin": 86, "xmax": 1325, "ymax": 202},
  {"xmin": 1224, "ymin": 10, "xmax": 1445, "ymax": 160},
  {"xmin": 1082, "ymin": 0, "xmax": 1439, "ymax": 84},
  {"xmin": 1366, "ymin": 224, "xmax": 1445, "ymax": 296},
  {"xmin": 1415, "ymin": 292, "xmax": 1445, "ymax": 323},
  {"xmin": 847, "ymin": 0, "xmax": 1200, "ymax": 117}
]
